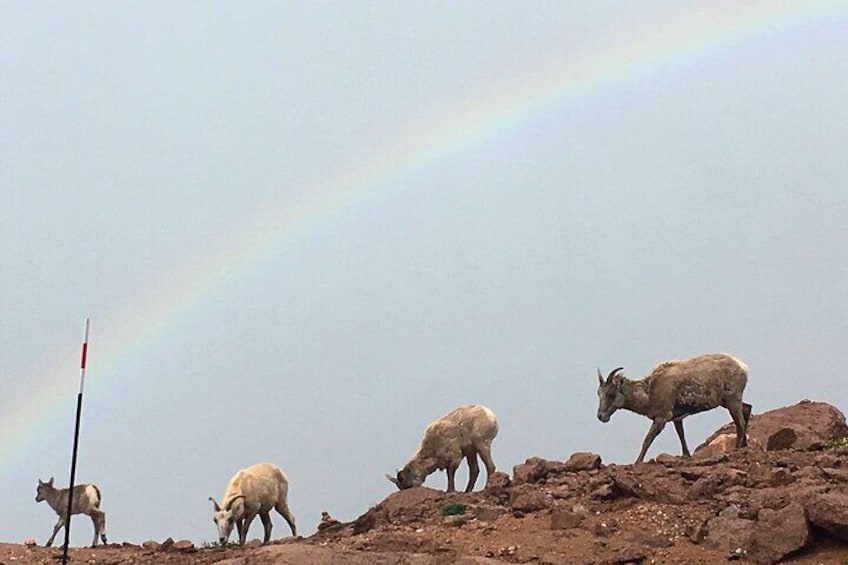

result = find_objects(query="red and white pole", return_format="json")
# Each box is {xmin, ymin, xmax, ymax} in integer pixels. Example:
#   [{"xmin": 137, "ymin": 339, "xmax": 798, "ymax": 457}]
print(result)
[
  {"xmin": 62, "ymin": 318, "xmax": 90, "ymax": 563},
  {"xmin": 79, "ymin": 318, "xmax": 89, "ymax": 393}
]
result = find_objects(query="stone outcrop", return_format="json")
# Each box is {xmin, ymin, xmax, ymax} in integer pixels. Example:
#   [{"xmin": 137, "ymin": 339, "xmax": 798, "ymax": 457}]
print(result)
[{"xmin": 698, "ymin": 399, "xmax": 848, "ymax": 453}]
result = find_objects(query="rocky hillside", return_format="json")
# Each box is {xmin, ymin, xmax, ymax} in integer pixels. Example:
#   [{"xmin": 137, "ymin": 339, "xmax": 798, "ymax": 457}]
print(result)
[{"xmin": 3, "ymin": 400, "xmax": 847, "ymax": 565}]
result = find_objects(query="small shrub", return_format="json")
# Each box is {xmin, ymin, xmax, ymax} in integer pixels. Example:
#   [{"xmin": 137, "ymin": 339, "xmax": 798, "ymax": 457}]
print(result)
[
  {"xmin": 440, "ymin": 503, "xmax": 467, "ymax": 516},
  {"xmin": 200, "ymin": 540, "xmax": 233, "ymax": 549},
  {"xmin": 823, "ymin": 437, "xmax": 848, "ymax": 449}
]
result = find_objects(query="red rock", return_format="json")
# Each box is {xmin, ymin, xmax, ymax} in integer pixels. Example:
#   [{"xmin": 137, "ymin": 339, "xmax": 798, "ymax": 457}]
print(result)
[
  {"xmin": 703, "ymin": 516, "xmax": 755, "ymax": 553},
  {"xmin": 509, "ymin": 485, "xmax": 552, "ymax": 513},
  {"xmin": 803, "ymin": 490, "xmax": 848, "ymax": 542},
  {"xmin": 550, "ymin": 509, "xmax": 583, "ymax": 530},
  {"xmin": 485, "ymin": 471, "xmax": 511, "ymax": 490},
  {"xmin": 747, "ymin": 503, "xmax": 811, "ymax": 564},
  {"xmin": 698, "ymin": 400, "xmax": 848, "ymax": 453},
  {"xmin": 564, "ymin": 452, "xmax": 602, "ymax": 472}
]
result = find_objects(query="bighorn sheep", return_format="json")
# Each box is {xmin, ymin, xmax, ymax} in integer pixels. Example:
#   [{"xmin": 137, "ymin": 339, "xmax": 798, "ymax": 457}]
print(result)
[
  {"xmin": 35, "ymin": 477, "xmax": 107, "ymax": 548},
  {"xmin": 387, "ymin": 404, "xmax": 498, "ymax": 492},
  {"xmin": 596, "ymin": 352, "xmax": 750, "ymax": 463},
  {"xmin": 209, "ymin": 462, "xmax": 297, "ymax": 546}
]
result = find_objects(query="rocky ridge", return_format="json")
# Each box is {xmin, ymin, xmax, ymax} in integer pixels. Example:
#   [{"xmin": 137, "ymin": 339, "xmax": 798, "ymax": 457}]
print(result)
[{"xmin": 2, "ymin": 400, "xmax": 847, "ymax": 564}]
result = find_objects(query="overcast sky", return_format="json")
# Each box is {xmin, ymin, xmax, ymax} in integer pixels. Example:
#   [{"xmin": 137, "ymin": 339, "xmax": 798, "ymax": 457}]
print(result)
[{"xmin": 2, "ymin": 1, "xmax": 847, "ymax": 546}]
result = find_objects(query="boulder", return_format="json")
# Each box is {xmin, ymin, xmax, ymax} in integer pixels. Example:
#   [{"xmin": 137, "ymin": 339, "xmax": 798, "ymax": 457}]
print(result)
[
  {"xmin": 602, "ymin": 543, "xmax": 646, "ymax": 564},
  {"xmin": 380, "ymin": 487, "xmax": 442, "ymax": 521},
  {"xmin": 550, "ymin": 508, "xmax": 584, "ymax": 530},
  {"xmin": 698, "ymin": 400, "xmax": 848, "ymax": 453},
  {"xmin": 747, "ymin": 503, "xmax": 811, "ymax": 564},
  {"xmin": 485, "ymin": 471, "xmax": 511, "ymax": 490},
  {"xmin": 512, "ymin": 457, "xmax": 547, "ymax": 485},
  {"xmin": 509, "ymin": 484, "xmax": 552, "ymax": 513},
  {"xmin": 563, "ymin": 452, "xmax": 602, "ymax": 472},
  {"xmin": 687, "ymin": 468, "xmax": 747, "ymax": 499},
  {"xmin": 803, "ymin": 490, "xmax": 848, "ymax": 542},
  {"xmin": 172, "ymin": 539, "xmax": 196, "ymax": 552},
  {"xmin": 512, "ymin": 457, "xmax": 567, "ymax": 484},
  {"xmin": 703, "ymin": 515, "xmax": 755, "ymax": 553},
  {"xmin": 703, "ymin": 433, "xmax": 763, "ymax": 453}
]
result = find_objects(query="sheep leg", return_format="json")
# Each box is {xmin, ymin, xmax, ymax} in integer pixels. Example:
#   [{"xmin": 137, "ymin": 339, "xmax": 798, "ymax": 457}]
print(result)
[
  {"xmin": 727, "ymin": 401, "xmax": 748, "ymax": 448},
  {"xmin": 99, "ymin": 510, "xmax": 108, "ymax": 544},
  {"xmin": 464, "ymin": 453, "xmax": 480, "ymax": 493},
  {"xmin": 742, "ymin": 402, "xmax": 752, "ymax": 424},
  {"xmin": 446, "ymin": 461, "xmax": 459, "ymax": 492},
  {"xmin": 275, "ymin": 502, "xmax": 297, "ymax": 537},
  {"xmin": 478, "ymin": 441, "xmax": 496, "ymax": 485},
  {"xmin": 89, "ymin": 509, "xmax": 107, "ymax": 546},
  {"xmin": 636, "ymin": 419, "xmax": 667, "ymax": 463},
  {"xmin": 235, "ymin": 519, "xmax": 245, "ymax": 546},
  {"xmin": 88, "ymin": 513, "xmax": 98, "ymax": 547},
  {"xmin": 259, "ymin": 512, "xmax": 272, "ymax": 544},
  {"xmin": 46, "ymin": 515, "xmax": 66, "ymax": 547},
  {"xmin": 673, "ymin": 420, "xmax": 691, "ymax": 457},
  {"xmin": 237, "ymin": 514, "xmax": 254, "ymax": 546}
]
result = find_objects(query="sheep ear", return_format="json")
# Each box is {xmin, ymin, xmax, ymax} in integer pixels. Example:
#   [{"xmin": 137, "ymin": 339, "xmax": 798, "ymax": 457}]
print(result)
[
  {"xmin": 597, "ymin": 368, "xmax": 604, "ymax": 385},
  {"xmin": 385, "ymin": 474, "xmax": 399, "ymax": 486},
  {"xmin": 48, "ymin": 477, "xmax": 54, "ymax": 485},
  {"xmin": 209, "ymin": 497, "xmax": 221, "ymax": 512}
]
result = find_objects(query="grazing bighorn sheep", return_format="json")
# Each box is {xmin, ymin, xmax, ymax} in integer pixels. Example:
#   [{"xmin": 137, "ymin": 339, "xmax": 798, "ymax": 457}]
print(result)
[
  {"xmin": 209, "ymin": 462, "xmax": 297, "ymax": 546},
  {"xmin": 35, "ymin": 477, "xmax": 107, "ymax": 548},
  {"xmin": 596, "ymin": 352, "xmax": 750, "ymax": 463},
  {"xmin": 387, "ymin": 404, "xmax": 498, "ymax": 492}
]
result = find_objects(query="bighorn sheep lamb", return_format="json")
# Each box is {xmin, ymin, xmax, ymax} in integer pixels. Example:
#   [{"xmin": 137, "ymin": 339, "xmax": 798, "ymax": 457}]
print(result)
[
  {"xmin": 35, "ymin": 477, "xmax": 107, "ymax": 548},
  {"xmin": 387, "ymin": 404, "xmax": 498, "ymax": 492},
  {"xmin": 209, "ymin": 462, "xmax": 297, "ymax": 546},
  {"xmin": 596, "ymin": 352, "xmax": 750, "ymax": 463}
]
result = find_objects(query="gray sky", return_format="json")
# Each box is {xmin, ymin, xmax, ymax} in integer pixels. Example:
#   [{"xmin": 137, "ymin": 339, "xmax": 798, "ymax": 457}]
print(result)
[{"xmin": 2, "ymin": 1, "xmax": 847, "ymax": 546}]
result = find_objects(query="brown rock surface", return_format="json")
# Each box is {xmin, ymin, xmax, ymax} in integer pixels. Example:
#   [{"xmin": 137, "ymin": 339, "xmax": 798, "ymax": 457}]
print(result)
[{"xmin": 698, "ymin": 399, "xmax": 848, "ymax": 453}]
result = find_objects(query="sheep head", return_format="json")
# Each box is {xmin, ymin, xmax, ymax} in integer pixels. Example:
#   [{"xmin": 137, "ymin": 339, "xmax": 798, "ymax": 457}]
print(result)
[
  {"xmin": 35, "ymin": 477, "xmax": 54, "ymax": 503},
  {"xmin": 385, "ymin": 467, "xmax": 424, "ymax": 490},
  {"xmin": 596, "ymin": 367, "xmax": 626, "ymax": 423},
  {"xmin": 209, "ymin": 495, "xmax": 244, "ymax": 545}
]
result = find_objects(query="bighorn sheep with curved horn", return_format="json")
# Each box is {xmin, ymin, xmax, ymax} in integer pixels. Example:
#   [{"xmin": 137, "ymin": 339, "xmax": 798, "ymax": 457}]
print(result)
[
  {"xmin": 209, "ymin": 462, "xmax": 296, "ymax": 546},
  {"xmin": 596, "ymin": 352, "xmax": 750, "ymax": 463}
]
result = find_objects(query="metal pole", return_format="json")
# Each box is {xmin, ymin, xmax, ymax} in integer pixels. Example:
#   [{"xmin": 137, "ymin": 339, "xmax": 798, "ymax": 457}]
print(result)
[{"xmin": 62, "ymin": 318, "xmax": 89, "ymax": 564}]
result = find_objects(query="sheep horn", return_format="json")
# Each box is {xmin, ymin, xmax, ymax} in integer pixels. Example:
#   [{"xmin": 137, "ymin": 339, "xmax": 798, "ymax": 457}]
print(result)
[
  {"xmin": 225, "ymin": 495, "xmax": 245, "ymax": 511},
  {"xmin": 607, "ymin": 367, "xmax": 624, "ymax": 381}
]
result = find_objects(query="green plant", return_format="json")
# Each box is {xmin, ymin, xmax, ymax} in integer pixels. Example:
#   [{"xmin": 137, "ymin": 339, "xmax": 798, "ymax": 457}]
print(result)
[
  {"xmin": 440, "ymin": 503, "xmax": 467, "ymax": 516},
  {"xmin": 823, "ymin": 437, "xmax": 848, "ymax": 449},
  {"xmin": 200, "ymin": 540, "xmax": 233, "ymax": 549}
]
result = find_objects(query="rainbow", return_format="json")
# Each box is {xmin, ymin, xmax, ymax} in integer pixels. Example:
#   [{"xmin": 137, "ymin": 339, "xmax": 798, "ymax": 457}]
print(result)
[{"xmin": 2, "ymin": 2, "xmax": 843, "ymax": 475}]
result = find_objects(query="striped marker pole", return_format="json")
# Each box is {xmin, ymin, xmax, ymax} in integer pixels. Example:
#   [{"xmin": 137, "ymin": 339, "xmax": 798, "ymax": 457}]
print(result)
[{"xmin": 62, "ymin": 318, "xmax": 90, "ymax": 564}]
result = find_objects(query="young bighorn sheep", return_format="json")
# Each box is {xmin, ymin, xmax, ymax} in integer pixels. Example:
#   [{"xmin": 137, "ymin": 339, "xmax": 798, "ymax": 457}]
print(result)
[
  {"xmin": 35, "ymin": 477, "xmax": 107, "ymax": 548},
  {"xmin": 596, "ymin": 352, "xmax": 750, "ymax": 463},
  {"xmin": 387, "ymin": 404, "xmax": 498, "ymax": 492},
  {"xmin": 209, "ymin": 462, "xmax": 297, "ymax": 546}
]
